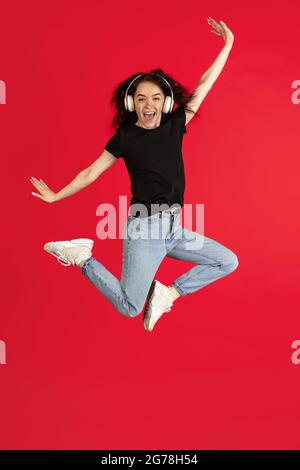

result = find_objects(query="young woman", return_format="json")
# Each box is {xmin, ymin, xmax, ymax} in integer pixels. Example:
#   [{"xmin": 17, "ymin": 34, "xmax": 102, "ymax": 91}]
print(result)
[{"xmin": 30, "ymin": 18, "xmax": 238, "ymax": 332}]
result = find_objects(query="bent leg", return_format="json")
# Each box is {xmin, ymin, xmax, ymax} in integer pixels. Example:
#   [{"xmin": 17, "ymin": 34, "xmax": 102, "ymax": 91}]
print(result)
[
  {"xmin": 166, "ymin": 227, "xmax": 239, "ymax": 296},
  {"xmin": 81, "ymin": 219, "xmax": 166, "ymax": 318}
]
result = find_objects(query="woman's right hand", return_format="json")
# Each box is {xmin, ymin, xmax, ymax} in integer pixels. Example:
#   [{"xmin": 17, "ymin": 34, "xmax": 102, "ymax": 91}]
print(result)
[{"xmin": 30, "ymin": 177, "xmax": 57, "ymax": 203}]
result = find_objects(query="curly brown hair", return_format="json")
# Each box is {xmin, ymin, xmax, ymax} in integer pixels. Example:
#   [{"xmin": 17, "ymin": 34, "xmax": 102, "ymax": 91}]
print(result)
[{"xmin": 108, "ymin": 68, "xmax": 199, "ymax": 130}]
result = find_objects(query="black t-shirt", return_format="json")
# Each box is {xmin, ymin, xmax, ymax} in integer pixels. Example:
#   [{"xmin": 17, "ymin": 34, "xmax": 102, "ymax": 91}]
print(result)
[{"xmin": 104, "ymin": 106, "xmax": 187, "ymax": 216}]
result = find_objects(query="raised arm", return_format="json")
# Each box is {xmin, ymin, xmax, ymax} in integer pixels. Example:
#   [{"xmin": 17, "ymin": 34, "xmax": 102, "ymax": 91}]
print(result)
[
  {"xmin": 30, "ymin": 149, "xmax": 117, "ymax": 203},
  {"xmin": 185, "ymin": 18, "xmax": 235, "ymax": 124}
]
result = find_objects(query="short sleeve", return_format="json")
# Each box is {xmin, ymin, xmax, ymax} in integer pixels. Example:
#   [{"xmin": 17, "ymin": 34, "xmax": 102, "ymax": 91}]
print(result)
[
  {"xmin": 104, "ymin": 127, "xmax": 123, "ymax": 158},
  {"xmin": 171, "ymin": 106, "xmax": 187, "ymax": 135}
]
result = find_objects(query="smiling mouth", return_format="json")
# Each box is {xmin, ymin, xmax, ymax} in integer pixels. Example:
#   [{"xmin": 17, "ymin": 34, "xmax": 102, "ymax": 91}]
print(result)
[{"xmin": 143, "ymin": 112, "xmax": 156, "ymax": 121}]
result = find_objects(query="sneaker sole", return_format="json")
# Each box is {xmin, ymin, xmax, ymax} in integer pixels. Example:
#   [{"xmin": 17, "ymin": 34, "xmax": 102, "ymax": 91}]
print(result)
[{"xmin": 143, "ymin": 279, "xmax": 157, "ymax": 320}]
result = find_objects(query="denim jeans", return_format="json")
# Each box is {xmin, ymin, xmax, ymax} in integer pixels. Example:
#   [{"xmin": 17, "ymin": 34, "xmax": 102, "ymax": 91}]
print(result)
[{"xmin": 81, "ymin": 209, "xmax": 239, "ymax": 318}]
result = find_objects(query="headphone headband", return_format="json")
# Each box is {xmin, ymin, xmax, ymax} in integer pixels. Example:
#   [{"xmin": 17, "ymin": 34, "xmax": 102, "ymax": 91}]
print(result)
[
  {"xmin": 124, "ymin": 72, "xmax": 174, "ymax": 114},
  {"xmin": 124, "ymin": 73, "xmax": 174, "ymax": 105}
]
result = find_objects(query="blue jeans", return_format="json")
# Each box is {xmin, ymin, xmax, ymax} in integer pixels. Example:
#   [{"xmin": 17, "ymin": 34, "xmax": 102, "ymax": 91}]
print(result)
[{"xmin": 81, "ymin": 209, "xmax": 239, "ymax": 318}]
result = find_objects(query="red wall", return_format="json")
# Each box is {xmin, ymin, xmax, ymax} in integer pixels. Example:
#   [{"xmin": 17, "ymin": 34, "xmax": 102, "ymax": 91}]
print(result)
[{"xmin": 0, "ymin": 0, "xmax": 300, "ymax": 450}]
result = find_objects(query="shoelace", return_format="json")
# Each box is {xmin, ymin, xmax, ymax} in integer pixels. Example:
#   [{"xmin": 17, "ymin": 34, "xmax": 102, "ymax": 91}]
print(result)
[{"xmin": 48, "ymin": 251, "xmax": 72, "ymax": 266}]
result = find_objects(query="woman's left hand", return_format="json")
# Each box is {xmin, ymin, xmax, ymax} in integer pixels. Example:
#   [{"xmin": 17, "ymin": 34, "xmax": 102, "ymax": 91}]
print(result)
[{"xmin": 207, "ymin": 17, "xmax": 234, "ymax": 47}]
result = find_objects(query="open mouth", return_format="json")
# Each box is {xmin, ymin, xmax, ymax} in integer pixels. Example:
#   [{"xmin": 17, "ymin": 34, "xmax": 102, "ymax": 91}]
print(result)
[{"xmin": 143, "ymin": 112, "xmax": 156, "ymax": 122}]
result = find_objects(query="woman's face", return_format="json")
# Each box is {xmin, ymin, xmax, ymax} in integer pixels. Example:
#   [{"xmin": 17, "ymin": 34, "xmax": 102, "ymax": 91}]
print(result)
[{"xmin": 133, "ymin": 81, "xmax": 165, "ymax": 129}]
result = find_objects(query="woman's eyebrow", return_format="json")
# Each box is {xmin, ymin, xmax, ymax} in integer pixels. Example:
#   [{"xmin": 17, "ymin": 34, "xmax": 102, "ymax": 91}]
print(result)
[{"xmin": 136, "ymin": 93, "xmax": 162, "ymax": 97}]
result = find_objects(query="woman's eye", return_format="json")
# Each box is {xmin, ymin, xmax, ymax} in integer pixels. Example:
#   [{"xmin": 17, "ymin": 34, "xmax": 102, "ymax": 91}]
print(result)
[{"xmin": 138, "ymin": 98, "xmax": 160, "ymax": 102}]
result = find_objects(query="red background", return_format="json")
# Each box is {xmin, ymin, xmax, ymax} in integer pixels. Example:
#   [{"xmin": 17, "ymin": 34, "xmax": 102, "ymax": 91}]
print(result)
[{"xmin": 1, "ymin": 0, "xmax": 300, "ymax": 450}]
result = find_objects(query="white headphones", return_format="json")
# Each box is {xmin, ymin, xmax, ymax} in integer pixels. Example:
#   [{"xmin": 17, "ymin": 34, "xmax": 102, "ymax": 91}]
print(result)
[{"xmin": 124, "ymin": 73, "xmax": 174, "ymax": 114}]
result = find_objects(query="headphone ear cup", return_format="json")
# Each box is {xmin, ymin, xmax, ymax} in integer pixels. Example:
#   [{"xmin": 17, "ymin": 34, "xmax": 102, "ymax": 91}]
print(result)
[
  {"xmin": 126, "ymin": 94, "xmax": 134, "ymax": 112},
  {"xmin": 163, "ymin": 95, "xmax": 173, "ymax": 114}
]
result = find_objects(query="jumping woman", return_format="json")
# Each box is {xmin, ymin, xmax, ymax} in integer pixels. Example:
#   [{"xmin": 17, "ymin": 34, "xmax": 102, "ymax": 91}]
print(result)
[{"xmin": 30, "ymin": 18, "xmax": 238, "ymax": 332}]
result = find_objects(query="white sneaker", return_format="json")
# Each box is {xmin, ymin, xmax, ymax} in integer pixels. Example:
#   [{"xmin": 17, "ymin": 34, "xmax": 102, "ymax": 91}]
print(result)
[
  {"xmin": 143, "ymin": 280, "xmax": 173, "ymax": 332},
  {"xmin": 43, "ymin": 238, "xmax": 94, "ymax": 266}
]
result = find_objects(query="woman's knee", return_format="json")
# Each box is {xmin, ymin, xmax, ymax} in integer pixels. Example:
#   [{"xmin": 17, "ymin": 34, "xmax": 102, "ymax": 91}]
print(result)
[
  {"xmin": 222, "ymin": 251, "xmax": 239, "ymax": 273},
  {"xmin": 126, "ymin": 305, "xmax": 143, "ymax": 319},
  {"xmin": 121, "ymin": 297, "xmax": 144, "ymax": 319}
]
